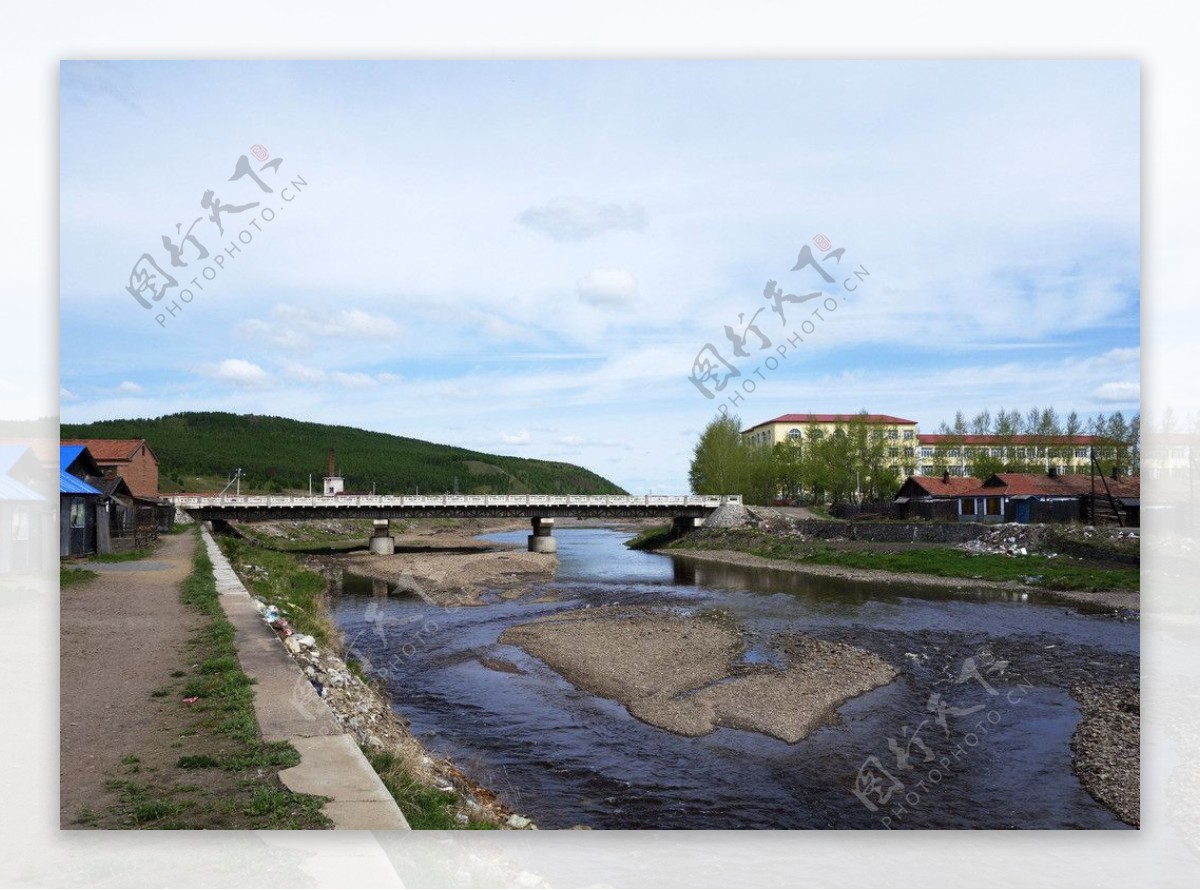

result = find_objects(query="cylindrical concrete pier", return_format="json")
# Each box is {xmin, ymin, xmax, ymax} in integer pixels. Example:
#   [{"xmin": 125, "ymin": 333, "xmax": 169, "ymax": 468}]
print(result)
[
  {"xmin": 527, "ymin": 534, "xmax": 557, "ymax": 553},
  {"xmin": 369, "ymin": 535, "xmax": 396, "ymax": 555},
  {"xmin": 528, "ymin": 516, "xmax": 556, "ymax": 553}
]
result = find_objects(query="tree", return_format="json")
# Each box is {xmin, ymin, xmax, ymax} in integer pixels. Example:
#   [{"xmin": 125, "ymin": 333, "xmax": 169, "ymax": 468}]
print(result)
[
  {"xmin": 970, "ymin": 410, "xmax": 992, "ymax": 435},
  {"xmin": 689, "ymin": 414, "xmax": 746, "ymax": 496}
]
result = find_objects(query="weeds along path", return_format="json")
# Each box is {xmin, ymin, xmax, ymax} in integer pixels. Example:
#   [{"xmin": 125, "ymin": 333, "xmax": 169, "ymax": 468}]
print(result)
[
  {"xmin": 60, "ymin": 531, "xmax": 200, "ymax": 825},
  {"xmin": 60, "ymin": 529, "xmax": 329, "ymax": 828}
]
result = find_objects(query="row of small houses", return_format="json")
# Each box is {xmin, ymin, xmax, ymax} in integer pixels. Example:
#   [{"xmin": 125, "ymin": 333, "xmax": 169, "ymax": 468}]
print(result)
[
  {"xmin": 894, "ymin": 469, "xmax": 1140, "ymax": 526},
  {"xmin": 0, "ymin": 437, "xmax": 173, "ymax": 571},
  {"xmin": 59, "ymin": 440, "xmax": 172, "ymax": 557}
]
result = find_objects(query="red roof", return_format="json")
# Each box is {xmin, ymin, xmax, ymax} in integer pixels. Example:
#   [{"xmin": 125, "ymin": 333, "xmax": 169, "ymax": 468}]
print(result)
[
  {"xmin": 752, "ymin": 413, "xmax": 918, "ymax": 428},
  {"xmin": 956, "ymin": 473, "xmax": 1140, "ymax": 499},
  {"xmin": 917, "ymin": 433, "xmax": 1107, "ymax": 446},
  {"xmin": 60, "ymin": 438, "xmax": 156, "ymax": 463},
  {"xmin": 904, "ymin": 475, "xmax": 982, "ymax": 497}
]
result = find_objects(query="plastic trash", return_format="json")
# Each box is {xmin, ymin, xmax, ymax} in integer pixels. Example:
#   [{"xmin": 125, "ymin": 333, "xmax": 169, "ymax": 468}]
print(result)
[
  {"xmin": 264, "ymin": 605, "xmax": 280, "ymax": 623},
  {"xmin": 182, "ymin": 696, "xmax": 200, "ymax": 704}
]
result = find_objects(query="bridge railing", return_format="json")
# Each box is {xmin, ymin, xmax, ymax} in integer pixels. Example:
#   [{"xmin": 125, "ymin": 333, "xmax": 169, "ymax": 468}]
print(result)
[{"xmin": 167, "ymin": 493, "xmax": 743, "ymax": 509}]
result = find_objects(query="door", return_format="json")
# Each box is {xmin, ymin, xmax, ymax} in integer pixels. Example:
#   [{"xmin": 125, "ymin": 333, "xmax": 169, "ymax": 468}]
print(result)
[{"xmin": 1015, "ymin": 500, "xmax": 1031, "ymax": 524}]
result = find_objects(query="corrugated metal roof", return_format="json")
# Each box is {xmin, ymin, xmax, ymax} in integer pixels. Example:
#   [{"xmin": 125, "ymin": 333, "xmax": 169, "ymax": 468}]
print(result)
[
  {"xmin": 0, "ymin": 475, "xmax": 44, "ymax": 502},
  {"xmin": 60, "ymin": 469, "xmax": 102, "ymax": 496},
  {"xmin": 60, "ymin": 444, "xmax": 87, "ymax": 470},
  {"xmin": 0, "ymin": 445, "xmax": 32, "ymax": 476}
]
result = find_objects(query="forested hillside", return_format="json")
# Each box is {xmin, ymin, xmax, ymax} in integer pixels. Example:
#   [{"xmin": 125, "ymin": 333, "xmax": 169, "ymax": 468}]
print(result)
[{"xmin": 61, "ymin": 412, "xmax": 627, "ymax": 496}]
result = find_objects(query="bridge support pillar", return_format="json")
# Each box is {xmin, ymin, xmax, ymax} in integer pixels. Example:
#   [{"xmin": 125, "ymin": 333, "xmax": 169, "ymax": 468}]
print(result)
[
  {"xmin": 528, "ymin": 517, "xmax": 557, "ymax": 553},
  {"xmin": 369, "ymin": 519, "xmax": 395, "ymax": 555},
  {"xmin": 672, "ymin": 516, "xmax": 701, "ymax": 537}
]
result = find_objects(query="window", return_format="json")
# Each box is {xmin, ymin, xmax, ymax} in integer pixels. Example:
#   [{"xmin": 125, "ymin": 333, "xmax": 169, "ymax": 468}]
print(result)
[
  {"xmin": 1171, "ymin": 447, "xmax": 1186, "ymax": 461},
  {"xmin": 788, "ymin": 428, "xmax": 801, "ymax": 440},
  {"xmin": 871, "ymin": 429, "xmax": 884, "ymax": 441},
  {"xmin": 902, "ymin": 430, "xmax": 914, "ymax": 440},
  {"xmin": 888, "ymin": 429, "xmax": 898, "ymax": 440},
  {"xmin": 985, "ymin": 496, "xmax": 1002, "ymax": 515},
  {"xmin": 919, "ymin": 447, "xmax": 933, "ymax": 457},
  {"xmin": 889, "ymin": 447, "xmax": 899, "ymax": 457},
  {"xmin": 960, "ymin": 498, "xmax": 975, "ymax": 515},
  {"xmin": 11, "ymin": 509, "xmax": 29, "ymax": 541},
  {"xmin": 921, "ymin": 464, "xmax": 934, "ymax": 475},
  {"xmin": 69, "ymin": 498, "xmax": 86, "ymax": 529},
  {"xmin": 1075, "ymin": 448, "xmax": 1089, "ymax": 459},
  {"xmin": 948, "ymin": 448, "xmax": 960, "ymax": 457},
  {"xmin": 903, "ymin": 447, "xmax": 913, "ymax": 457}
]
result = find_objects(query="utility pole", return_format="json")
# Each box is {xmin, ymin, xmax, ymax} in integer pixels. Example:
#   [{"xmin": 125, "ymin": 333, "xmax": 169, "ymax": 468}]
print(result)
[
  {"xmin": 308, "ymin": 474, "xmax": 312, "ymax": 496},
  {"xmin": 236, "ymin": 468, "xmax": 242, "ymax": 497}
]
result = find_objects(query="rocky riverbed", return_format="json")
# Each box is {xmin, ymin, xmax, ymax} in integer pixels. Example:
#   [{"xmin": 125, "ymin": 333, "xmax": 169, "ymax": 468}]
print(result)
[{"xmin": 500, "ymin": 605, "xmax": 897, "ymax": 743}]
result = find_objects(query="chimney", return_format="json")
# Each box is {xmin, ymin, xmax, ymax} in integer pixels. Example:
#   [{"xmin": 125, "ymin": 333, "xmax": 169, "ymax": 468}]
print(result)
[
  {"xmin": 1111, "ymin": 466, "xmax": 1120, "ymax": 481},
  {"xmin": 328, "ymin": 448, "xmax": 335, "ymax": 478},
  {"xmin": 1048, "ymin": 466, "xmax": 1059, "ymax": 478},
  {"xmin": 942, "ymin": 470, "xmax": 950, "ymax": 484}
]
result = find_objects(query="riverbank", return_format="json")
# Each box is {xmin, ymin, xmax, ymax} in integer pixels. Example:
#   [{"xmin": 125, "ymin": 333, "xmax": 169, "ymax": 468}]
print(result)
[
  {"xmin": 213, "ymin": 525, "xmax": 536, "ymax": 829},
  {"xmin": 653, "ymin": 520, "xmax": 1139, "ymax": 615}
]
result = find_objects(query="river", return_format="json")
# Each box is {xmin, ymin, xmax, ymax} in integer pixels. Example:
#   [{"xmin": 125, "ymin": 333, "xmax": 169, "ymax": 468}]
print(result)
[{"xmin": 325, "ymin": 527, "xmax": 1138, "ymax": 829}]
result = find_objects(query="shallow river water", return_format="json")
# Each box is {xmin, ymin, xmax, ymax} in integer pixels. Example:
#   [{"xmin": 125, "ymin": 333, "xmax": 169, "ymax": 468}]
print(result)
[{"xmin": 326, "ymin": 528, "xmax": 1138, "ymax": 829}]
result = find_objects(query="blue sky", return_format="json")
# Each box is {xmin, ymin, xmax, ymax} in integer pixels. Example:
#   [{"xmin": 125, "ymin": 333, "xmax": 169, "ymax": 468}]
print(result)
[{"xmin": 59, "ymin": 60, "xmax": 1140, "ymax": 493}]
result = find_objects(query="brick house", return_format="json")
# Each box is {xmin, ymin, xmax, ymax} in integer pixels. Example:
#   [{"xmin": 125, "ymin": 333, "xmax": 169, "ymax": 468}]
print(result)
[{"xmin": 60, "ymin": 438, "xmax": 160, "ymax": 498}]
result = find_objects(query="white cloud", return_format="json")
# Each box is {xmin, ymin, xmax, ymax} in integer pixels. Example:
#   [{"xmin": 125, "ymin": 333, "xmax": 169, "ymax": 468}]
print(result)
[
  {"xmin": 330, "ymin": 371, "xmax": 378, "ymax": 388},
  {"xmin": 1092, "ymin": 381, "xmax": 1140, "ymax": 402},
  {"xmin": 500, "ymin": 430, "xmax": 532, "ymax": 445},
  {"xmin": 577, "ymin": 268, "xmax": 639, "ymax": 306},
  {"xmin": 281, "ymin": 361, "xmax": 327, "ymax": 385},
  {"xmin": 200, "ymin": 358, "xmax": 270, "ymax": 388},
  {"xmin": 237, "ymin": 305, "xmax": 401, "ymax": 348},
  {"xmin": 557, "ymin": 434, "xmax": 585, "ymax": 445},
  {"xmin": 116, "ymin": 380, "xmax": 143, "ymax": 394},
  {"xmin": 517, "ymin": 197, "xmax": 646, "ymax": 241}
]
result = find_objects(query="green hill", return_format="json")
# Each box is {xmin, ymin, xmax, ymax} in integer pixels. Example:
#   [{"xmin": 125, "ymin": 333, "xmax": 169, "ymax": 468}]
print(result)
[{"xmin": 61, "ymin": 412, "xmax": 627, "ymax": 496}]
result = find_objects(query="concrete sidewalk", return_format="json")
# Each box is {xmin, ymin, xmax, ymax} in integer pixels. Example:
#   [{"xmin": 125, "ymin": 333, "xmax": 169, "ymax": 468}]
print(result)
[{"xmin": 201, "ymin": 526, "xmax": 409, "ymax": 830}]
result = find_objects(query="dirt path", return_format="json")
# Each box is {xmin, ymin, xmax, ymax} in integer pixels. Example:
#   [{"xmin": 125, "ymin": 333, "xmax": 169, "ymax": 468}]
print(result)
[{"xmin": 59, "ymin": 533, "xmax": 200, "ymax": 826}]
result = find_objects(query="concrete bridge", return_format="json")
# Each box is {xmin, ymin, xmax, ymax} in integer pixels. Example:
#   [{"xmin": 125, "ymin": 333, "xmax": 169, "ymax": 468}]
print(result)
[{"xmin": 169, "ymin": 493, "xmax": 741, "ymax": 553}]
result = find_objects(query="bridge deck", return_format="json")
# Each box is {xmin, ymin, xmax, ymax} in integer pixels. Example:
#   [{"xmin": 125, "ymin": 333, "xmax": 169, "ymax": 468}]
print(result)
[{"xmin": 169, "ymin": 493, "xmax": 741, "ymax": 522}]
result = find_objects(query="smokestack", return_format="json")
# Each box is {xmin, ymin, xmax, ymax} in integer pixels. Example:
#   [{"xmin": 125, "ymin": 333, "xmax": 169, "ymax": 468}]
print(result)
[{"xmin": 328, "ymin": 448, "xmax": 335, "ymax": 478}]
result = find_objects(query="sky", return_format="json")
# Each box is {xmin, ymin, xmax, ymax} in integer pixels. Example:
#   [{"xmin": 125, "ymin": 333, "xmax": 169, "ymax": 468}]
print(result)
[{"xmin": 59, "ymin": 60, "xmax": 1140, "ymax": 493}]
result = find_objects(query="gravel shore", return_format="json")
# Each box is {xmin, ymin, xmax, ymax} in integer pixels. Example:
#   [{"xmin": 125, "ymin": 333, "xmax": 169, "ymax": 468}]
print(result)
[
  {"xmin": 501, "ymin": 606, "xmax": 896, "ymax": 743},
  {"xmin": 1071, "ymin": 683, "xmax": 1140, "ymax": 827},
  {"xmin": 340, "ymin": 521, "xmax": 556, "ymax": 606}
]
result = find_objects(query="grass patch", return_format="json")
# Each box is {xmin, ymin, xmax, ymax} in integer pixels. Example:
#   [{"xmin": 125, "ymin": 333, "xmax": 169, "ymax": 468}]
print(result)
[
  {"xmin": 175, "ymin": 754, "xmax": 220, "ymax": 770},
  {"xmin": 60, "ymin": 567, "xmax": 99, "ymax": 587},
  {"xmin": 216, "ymin": 535, "xmax": 335, "ymax": 646},
  {"xmin": 671, "ymin": 530, "xmax": 1140, "ymax": 592},
  {"xmin": 624, "ymin": 525, "xmax": 675, "ymax": 551},
  {"xmin": 93, "ymin": 547, "xmax": 155, "ymax": 563},
  {"xmin": 364, "ymin": 750, "xmax": 496, "ymax": 830},
  {"xmin": 89, "ymin": 535, "xmax": 331, "ymax": 829},
  {"xmin": 165, "ymin": 522, "xmax": 196, "ymax": 535}
]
